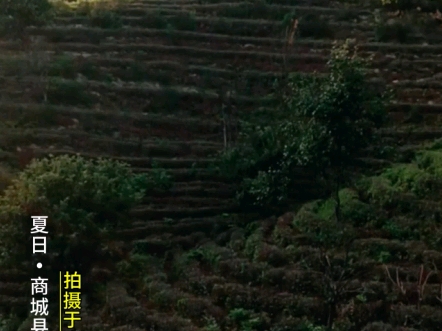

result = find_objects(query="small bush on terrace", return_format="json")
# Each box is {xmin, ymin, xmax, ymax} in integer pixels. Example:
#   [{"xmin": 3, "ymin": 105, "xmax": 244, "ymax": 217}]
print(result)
[
  {"xmin": 293, "ymin": 198, "xmax": 356, "ymax": 249},
  {"xmin": 216, "ymin": 1, "xmax": 285, "ymax": 20},
  {"xmin": 363, "ymin": 149, "xmax": 442, "ymax": 204},
  {"xmin": 374, "ymin": 16, "xmax": 413, "ymax": 43},
  {"xmin": 0, "ymin": 164, "xmax": 14, "ymax": 195},
  {"xmin": 0, "ymin": 155, "xmax": 147, "ymax": 277},
  {"xmin": 0, "ymin": 0, "xmax": 53, "ymax": 39},
  {"xmin": 357, "ymin": 148, "xmax": 442, "ymax": 248},
  {"xmin": 0, "ymin": 313, "xmax": 22, "ymax": 331},
  {"xmin": 298, "ymin": 14, "xmax": 334, "ymax": 39},
  {"xmin": 47, "ymin": 79, "xmax": 94, "ymax": 107},
  {"xmin": 88, "ymin": 8, "xmax": 123, "ymax": 29},
  {"xmin": 216, "ymin": 40, "xmax": 389, "ymax": 215},
  {"xmin": 380, "ymin": 0, "xmax": 442, "ymax": 12},
  {"xmin": 227, "ymin": 308, "xmax": 263, "ymax": 331}
]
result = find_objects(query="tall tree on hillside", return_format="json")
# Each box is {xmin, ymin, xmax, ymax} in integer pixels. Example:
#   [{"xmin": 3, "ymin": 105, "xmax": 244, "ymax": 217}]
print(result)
[{"xmin": 286, "ymin": 40, "xmax": 390, "ymax": 222}]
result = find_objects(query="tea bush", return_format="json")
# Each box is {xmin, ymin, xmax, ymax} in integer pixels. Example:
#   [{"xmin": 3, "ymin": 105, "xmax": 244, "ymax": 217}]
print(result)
[
  {"xmin": 361, "ymin": 176, "xmax": 399, "ymax": 208},
  {"xmin": 89, "ymin": 9, "xmax": 123, "ymax": 29},
  {"xmin": 293, "ymin": 201, "xmax": 356, "ymax": 249},
  {"xmin": 315, "ymin": 188, "xmax": 378, "ymax": 227},
  {"xmin": 47, "ymin": 79, "xmax": 95, "ymax": 107},
  {"xmin": 227, "ymin": 308, "xmax": 263, "ymax": 331},
  {"xmin": 0, "ymin": 313, "xmax": 22, "ymax": 331},
  {"xmin": 356, "ymin": 146, "xmax": 442, "ymax": 249},
  {"xmin": 0, "ymin": 164, "xmax": 14, "ymax": 194},
  {"xmin": 116, "ymin": 253, "xmax": 153, "ymax": 279},
  {"xmin": 381, "ymin": 164, "xmax": 438, "ymax": 198},
  {"xmin": 0, "ymin": 0, "xmax": 53, "ymax": 39},
  {"xmin": 362, "ymin": 149, "xmax": 442, "ymax": 207},
  {"xmin": 374, "ymin": 12, "xmax": 413, "ymax": 44},
  {"xmin": 380, "ymin": 0, "xmax": 442, "ymax": 12},
  {"xmin": 416, "ymin": 150, "xmax": 442, "ymax": 177}
]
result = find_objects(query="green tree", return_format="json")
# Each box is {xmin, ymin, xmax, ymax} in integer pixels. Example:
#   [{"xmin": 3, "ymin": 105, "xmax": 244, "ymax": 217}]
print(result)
[
  {"xmin": 0, "ymin": 155, "xmax": 147, "ymax": 278},
  {"xmin": 286, "ymin": 40, "xmax": 389, "ymax": 222},
  {"xmin": 217, "ymin": 40, "xmax": 389, "ymax": 215}
]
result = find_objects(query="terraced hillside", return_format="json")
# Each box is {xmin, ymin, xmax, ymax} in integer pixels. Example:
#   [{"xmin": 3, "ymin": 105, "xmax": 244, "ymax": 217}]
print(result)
[{"xmin": 1, "ymin": 0, "xmax": 442, "ymax": 330}]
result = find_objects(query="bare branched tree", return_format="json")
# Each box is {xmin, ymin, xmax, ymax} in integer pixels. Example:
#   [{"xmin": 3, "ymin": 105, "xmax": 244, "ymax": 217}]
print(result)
[
  {"xmin": 319, "ymin": 252, "xmax": 361, "ymax": 329},
  {"xmin": 384, "ymin": 264, "xmax": 433, "ymax": 311}
]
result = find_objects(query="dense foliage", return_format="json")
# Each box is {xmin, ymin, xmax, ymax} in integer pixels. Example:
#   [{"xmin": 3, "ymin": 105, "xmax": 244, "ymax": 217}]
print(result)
[
  {"xmin": 0, "ymin": 155, "xmax": 147, "ymax": 275},
  {"xmin": 0, "ymin": 0, "xmax": 53, "ymax": 38},
  {"xmin": 217, "ymin": 40, "xmax": 390, "ymax": 214}
]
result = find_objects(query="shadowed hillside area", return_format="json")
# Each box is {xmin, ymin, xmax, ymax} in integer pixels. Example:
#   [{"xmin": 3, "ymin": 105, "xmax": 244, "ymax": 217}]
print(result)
[{"xmin": 1, "ymin": 0, "xmax": 442, "ymax": 330}]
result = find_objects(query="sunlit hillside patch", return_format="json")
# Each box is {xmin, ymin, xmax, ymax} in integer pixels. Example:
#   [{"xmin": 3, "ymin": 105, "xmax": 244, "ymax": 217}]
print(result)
[{"xmin": 50, "ymin": 0, "xmax": 135, "ymax": 15}]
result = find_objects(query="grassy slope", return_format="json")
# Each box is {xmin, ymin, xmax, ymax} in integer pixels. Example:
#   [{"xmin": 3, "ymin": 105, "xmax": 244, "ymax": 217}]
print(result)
[{"xmin": 1, "ymin": 0, "xmax": 442, "ymax": 330}]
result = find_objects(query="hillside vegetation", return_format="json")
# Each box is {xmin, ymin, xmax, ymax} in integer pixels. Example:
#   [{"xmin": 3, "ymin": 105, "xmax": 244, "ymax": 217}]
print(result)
[{"xmin": 1, "ymin": 0, "xmax": 442, "ymax": 330}]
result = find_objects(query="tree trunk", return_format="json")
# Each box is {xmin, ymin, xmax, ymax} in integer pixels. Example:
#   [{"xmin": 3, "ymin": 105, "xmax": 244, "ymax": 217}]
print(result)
[
  {"xmin": 327, "ymin": 301, "xmax": 337, "ymax": 330},
  {"xmin": 334, "ymin": 169, "xmax": 342, "ymax": 223}
]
